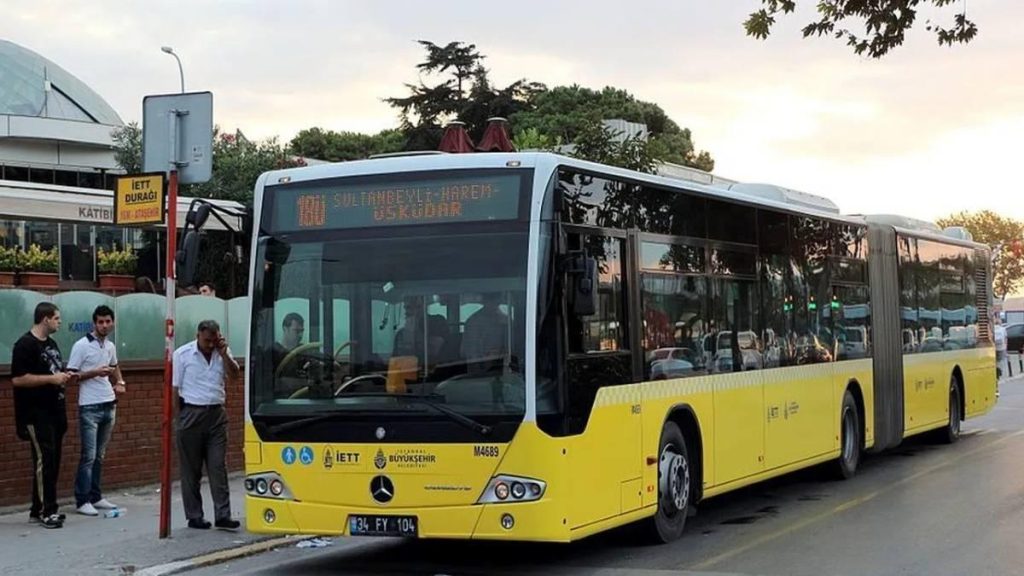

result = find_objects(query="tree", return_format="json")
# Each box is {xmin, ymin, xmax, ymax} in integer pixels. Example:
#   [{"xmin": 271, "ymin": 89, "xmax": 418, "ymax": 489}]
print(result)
[
  {"xmin": 289, "ymin": 127, "xmax": 405, "ymax": 162},
  {"xmin": 568, "ymin": 122, "xmax": 656, "ymax": 174},
  {"xmin": 745, "ymin": 0, "xmax": 978, "ymax": 58},
  {"xmin": 384, "ymin": 40, "xmax": 545, "ymax": 150},
  {"xmin": 510, "ymin": 85, "xmax": 715, "ymax": 171},
  {"xmin": 936, "ymin": 210, "xmax": 1024, "ymax": 298},
  {"xmin": 111, "ymin": 122, "xmax": 142, "ymax": 174}
]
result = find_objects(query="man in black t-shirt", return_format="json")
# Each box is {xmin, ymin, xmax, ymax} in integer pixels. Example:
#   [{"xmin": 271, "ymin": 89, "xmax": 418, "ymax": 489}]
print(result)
[{"xmin": 10, "ymin": 302, "xmax": 73, "ymax": 529}]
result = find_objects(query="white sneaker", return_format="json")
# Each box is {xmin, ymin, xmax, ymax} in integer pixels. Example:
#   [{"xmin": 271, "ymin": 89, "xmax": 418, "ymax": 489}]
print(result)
[
  {"xmin": 77, "ymin": 502, "xmax": 99, "ymax": 516},
  {"xmin": 92, "ymin": 499, "xmax": 117, "ymax": 510}
]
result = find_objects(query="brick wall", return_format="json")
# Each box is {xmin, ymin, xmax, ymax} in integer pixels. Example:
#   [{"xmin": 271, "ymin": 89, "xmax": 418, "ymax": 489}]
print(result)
[{"xmin": 0, "ymin": 363, "xmax": 245, "ymax": 509}]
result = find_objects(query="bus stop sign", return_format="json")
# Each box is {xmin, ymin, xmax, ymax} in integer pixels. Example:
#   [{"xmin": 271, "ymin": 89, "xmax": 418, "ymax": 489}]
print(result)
[{"xmin": 143, "ymin": 91, "xmax": 213, "ymax": 185}]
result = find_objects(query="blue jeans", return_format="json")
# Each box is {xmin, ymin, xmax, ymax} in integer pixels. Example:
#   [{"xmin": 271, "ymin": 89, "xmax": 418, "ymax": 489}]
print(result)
[{"xmin": 75, "ymin": 402, "xmax": 116, "ymax": 507}]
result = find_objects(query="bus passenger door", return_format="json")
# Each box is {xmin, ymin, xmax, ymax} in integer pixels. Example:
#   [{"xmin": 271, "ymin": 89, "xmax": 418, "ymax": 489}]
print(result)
[
  {"xmin": 709, "ymin": 278, "xmax": 766, "ymax": 484},
  {"xmin": 563, "ymin": 234, "xmax": 643, "ymax": 529}
]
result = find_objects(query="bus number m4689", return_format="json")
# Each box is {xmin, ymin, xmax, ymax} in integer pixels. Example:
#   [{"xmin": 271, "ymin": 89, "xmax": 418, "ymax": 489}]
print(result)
[{"xmin": 474, "ymin": 445, "xmax": 500, "ymax": 458}]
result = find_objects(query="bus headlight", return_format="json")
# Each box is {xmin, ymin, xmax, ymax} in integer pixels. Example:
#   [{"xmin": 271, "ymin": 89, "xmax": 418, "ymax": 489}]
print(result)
[
  {"xmin": 511, "ymin": 482, "xmax": 526, "ymax": 499},
  {"xmin": 246, "ymin": 472, "xmax": 294, "ymax": 500},
  {"xmin": 478, "ymin": 475, "xmax": 546, "ymax": 504},
  {"xmin": 495, "ymin": 482, "xmax": 510, "ymax": 500},
  {"xmin": 270, "ymin": 479, "xmax": 284, "ymax": 496}
]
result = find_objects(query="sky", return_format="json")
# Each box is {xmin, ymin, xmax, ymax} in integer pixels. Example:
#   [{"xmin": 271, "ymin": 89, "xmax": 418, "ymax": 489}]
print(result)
[{"xmin": 4, "ymin": 1, "xmax": 1022, "ymax": 223}]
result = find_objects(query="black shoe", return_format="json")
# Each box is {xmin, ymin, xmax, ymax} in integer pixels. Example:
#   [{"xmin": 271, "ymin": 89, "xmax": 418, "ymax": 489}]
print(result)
[
  {"xmin": 40, "ymin": 514, "xmax": 63, "ymax": 529},
  {"xmin": 56, "ymin": 513, "xmax": 66, "ymax": 521},
  {"xmin": 215, "ymin": 518, "xmax": 241, "ymax": 531},
  {"xmin": 188, "ymin": 518, "xmax": 212, "ymax": 530}
]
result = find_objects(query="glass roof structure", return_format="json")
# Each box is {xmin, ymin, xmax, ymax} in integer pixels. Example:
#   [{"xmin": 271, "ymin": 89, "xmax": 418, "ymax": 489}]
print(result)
[{"xmin": 0, "ymin": 40, "xmax": 122, "ymax": 126}]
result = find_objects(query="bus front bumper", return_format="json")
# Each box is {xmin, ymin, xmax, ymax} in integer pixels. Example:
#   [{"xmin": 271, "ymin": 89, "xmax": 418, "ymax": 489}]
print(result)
[{"xmin": 245, "ymin": 495, "xmax": 571, "ymax": 542}]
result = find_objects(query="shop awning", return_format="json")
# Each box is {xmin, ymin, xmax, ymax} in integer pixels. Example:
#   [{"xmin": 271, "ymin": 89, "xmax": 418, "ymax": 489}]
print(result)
[{"xmin": 0, "ymin": 179, "xmax": 244, "ymax": 232}]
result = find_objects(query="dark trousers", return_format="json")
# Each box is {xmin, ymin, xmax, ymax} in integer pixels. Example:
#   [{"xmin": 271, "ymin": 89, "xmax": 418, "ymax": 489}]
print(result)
[
  {"xmin": 177, "ymin": 404, "xmax": 231, "ymax": 522},
  {"xmin": 25, "ymin": 418, "xmax": 66, "ymax": 517}
]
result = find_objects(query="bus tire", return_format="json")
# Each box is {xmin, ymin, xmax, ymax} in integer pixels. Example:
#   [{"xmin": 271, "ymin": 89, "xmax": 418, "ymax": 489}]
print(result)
[
  {"xmin": 940, "ymin": 375, "xmax": 962, "ymax": 444},
  {"xmin": 830, "ymin": 391, "xmax": 861, "ymax": 480},
  {"xmin": 648, "ymin": 421, "xmax": 690, "ymax": 543}
]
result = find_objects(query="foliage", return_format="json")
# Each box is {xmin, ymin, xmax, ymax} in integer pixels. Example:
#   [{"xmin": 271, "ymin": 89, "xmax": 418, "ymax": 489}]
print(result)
[
  {"xmin": 0, "ymin": 245, "xmax": 22, "ymax": 272},
  {"xmin": 21, "ymin": 245, "xmax": 58, "ymax": 273},
  {"xmin": 745, "ymin": 0, "xmax": 978, "ymax": 58},
  {"xmin": 97, "ymin": 246, "xmax": 138, "ymax": 275},
  {"xmin": 384, "ymin": 42, "xmax": 714, "ymax": 173},
  {"xmin": 111, "ymin": 121, "xmax": 142, "ymax": 174},
  {"xmin": 510, "ymin": 85, "xmax": 714, "ymax": 171},
  {"xmin": 511, "ymin": 127, "xmax": 560, "ymax": 152},
  {"xmin": 384, "ymin": 40, "xmax": 545, "ymax": 150},
  {"xmin": 289, "ymin": 128, "xmax": 405, "ymax": 162},
  {"xmin": 936, "ymin": 210, "xmax": 1024, "ymax": 298},
  {"xmin": 568, "ymin": 122, "xmax": 657, "ymax": 174}
]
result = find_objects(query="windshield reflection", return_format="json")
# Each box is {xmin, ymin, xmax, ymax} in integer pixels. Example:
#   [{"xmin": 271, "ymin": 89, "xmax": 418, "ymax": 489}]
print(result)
[{"xmin": 251, "ymin": 229, "xmax": 528, "ymax": 418}]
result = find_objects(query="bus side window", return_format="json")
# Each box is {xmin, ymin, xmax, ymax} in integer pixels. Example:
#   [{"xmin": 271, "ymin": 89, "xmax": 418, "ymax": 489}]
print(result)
[{"xmin": 567, "ymin": 235, "xmax": 627, "ymax": 354}]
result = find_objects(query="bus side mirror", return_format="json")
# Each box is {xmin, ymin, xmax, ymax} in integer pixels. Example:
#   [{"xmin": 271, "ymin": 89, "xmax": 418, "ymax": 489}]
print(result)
[
  {"xmin": 186, "ymin": 203, "xmax": 212, "ymax": 229},
  {"xmin": 176, "ymin": 230, "xmax": 201, "ymax": 287},
  {"xmin": 567, "ymin": 251, "xmax": 597, "ymax": 317}
]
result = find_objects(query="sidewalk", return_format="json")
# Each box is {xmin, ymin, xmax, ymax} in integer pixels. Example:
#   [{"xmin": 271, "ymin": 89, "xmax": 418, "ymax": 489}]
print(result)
[{"xmin": 0, "ymin": 474, "xmax": 278, "ymax": 576}]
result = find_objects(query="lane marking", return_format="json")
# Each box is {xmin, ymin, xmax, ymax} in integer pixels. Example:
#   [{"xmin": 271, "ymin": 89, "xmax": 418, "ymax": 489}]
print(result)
[{"xmin": 689, "ymin": 428, "xmax": 1024, "ymax": 571}]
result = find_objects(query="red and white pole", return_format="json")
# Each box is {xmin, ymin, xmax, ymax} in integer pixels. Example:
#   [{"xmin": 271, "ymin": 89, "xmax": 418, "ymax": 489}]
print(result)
[{"xmin": 159, "ymin": 169, "xmax": 178, "ymax": 539}]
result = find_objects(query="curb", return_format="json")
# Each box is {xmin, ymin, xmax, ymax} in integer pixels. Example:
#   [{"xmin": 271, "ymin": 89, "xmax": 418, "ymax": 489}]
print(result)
[{"xmin": 134, "ymin": 535, "xmax": 299, "ymax": 576}]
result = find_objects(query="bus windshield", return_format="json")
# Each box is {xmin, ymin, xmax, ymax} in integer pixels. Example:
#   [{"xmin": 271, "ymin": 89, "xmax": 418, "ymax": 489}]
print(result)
[{"xmin": 250, "ymin": 226, "xmax": 529, "ymax": 422}]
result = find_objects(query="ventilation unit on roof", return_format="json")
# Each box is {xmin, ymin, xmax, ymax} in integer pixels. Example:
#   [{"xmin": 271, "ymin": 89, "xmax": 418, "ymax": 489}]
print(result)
[
  {"xmin": 727, "ymin": 183, "xmax": 840, "ymax": 214},
  {"xmin": 860, "ymin": 214, "xmax": 942, "ymax": 234},
  {"xmin": 941, "ymin": 226, "xmax": 974, "ymax": 242}
]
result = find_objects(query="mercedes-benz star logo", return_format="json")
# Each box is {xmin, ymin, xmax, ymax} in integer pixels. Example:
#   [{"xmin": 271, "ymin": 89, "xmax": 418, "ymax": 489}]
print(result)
[{"xmin": 370, "ymin": 475, "xmax": 394, "ymax": 504}]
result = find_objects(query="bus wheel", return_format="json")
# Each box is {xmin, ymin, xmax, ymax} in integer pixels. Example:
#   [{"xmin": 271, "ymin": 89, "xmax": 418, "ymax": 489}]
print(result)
[
  {"xmin": 940, "ymin": 376, "xmax": 962, "ymax": 444},
  {"xmin": 831, "ymin": 391, "xmax": 861, "ymax": 480},
  {"xmin": 648, "ymin": 421, "xmax": 690, "ymax": 543}
]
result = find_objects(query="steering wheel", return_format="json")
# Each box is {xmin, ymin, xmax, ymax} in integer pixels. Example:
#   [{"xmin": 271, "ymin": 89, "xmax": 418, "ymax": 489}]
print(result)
[
  {"xmin": 334, "ymin": 340, "xmax": 355, "ymax": 361},
  {"xmin": 276, "ymin": 340, "xmax": 357, "ymax": 377},
  {"xmin": 334, "ymin": 373, "xmax": 387, "ymax": 397}
]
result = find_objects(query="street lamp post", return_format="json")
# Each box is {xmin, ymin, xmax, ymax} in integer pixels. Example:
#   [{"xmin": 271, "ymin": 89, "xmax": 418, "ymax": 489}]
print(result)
[{"xmin": 160, "ymin": 46, "xmax": 185, "ymax": 93}]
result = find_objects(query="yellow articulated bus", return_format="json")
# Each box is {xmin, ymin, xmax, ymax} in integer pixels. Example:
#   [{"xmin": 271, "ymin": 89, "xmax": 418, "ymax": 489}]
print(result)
[{"xmin": 240, "ymin": 152, "xmax": 996, "ymax": 543}]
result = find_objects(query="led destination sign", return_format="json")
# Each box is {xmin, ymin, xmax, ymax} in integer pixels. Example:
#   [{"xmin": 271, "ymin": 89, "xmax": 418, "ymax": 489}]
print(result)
[{"xmin": 271, "ymin": 173, "xmax": 522, "ymax": 231}]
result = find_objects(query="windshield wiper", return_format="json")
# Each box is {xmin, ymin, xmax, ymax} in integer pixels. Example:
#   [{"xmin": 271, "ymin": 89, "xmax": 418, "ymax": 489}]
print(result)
[
  {"xmin": 261, "ymin": 393, "xmax": 492, "ymax": 437},
  {"xmin": 338, "ymin": 392, "xmax": 493, "ymax": 436},
  {"xmin": 409, "ymin": 394, "xmax": 493, "ymax": 436},
  {"xmin": 262, "ymin": 411, "xmax": 347, "ymax": 436}
]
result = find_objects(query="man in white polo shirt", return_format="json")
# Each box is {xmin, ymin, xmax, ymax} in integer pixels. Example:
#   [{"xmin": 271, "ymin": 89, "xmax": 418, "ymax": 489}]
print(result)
[
  {"xmin": 173, "ymin": 319, "xmax": 241, "ymax": 531},
  {"xmin": 67, "ymin": 305, "xmax": 126, "ymax": 517}
]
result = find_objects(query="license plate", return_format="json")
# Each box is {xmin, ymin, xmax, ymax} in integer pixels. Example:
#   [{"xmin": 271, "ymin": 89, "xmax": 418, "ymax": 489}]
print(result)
[{"xmin": 348, "ymin": 514, "xmax": 418, "ymax": 537}]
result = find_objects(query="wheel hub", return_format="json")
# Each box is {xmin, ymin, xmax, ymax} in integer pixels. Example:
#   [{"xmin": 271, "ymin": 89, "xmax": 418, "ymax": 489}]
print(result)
[{"xmin": 659, "ymin": 446, "xmax": 689, "ymax": 513}]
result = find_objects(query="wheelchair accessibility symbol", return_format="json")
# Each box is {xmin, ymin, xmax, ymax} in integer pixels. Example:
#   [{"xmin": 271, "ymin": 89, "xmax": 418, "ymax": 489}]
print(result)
[{"xmin": 299, "ymin": 446, "xmax": 314, "ymax": 466}]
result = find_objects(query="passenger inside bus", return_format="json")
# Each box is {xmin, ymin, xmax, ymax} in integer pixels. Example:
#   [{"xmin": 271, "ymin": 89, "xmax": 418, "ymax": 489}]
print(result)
[
  {"xmin": 461, "ymin": 292, "xmax": 509, "ymax": 374},
  {"xmin": 393, "ymin": 296, "xmax": 450, "ymax": 374}
]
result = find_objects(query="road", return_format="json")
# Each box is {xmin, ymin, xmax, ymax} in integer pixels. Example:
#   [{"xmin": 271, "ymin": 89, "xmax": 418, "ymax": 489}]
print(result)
[{"xmin": 192, "ymin": 378, "xmax": 1024, "ymax": 576}]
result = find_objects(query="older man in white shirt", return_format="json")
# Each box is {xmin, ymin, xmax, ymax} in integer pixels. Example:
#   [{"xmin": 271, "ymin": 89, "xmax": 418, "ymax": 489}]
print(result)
[{"xmin": 173, "ymin": 319, "xmax": 241, "ymax": 530}]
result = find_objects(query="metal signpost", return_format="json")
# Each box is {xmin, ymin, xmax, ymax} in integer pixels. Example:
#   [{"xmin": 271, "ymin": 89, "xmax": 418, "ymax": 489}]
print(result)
[{"xmin": 142, "ymin": 91, "xmax": 213, "ymax": 538}]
